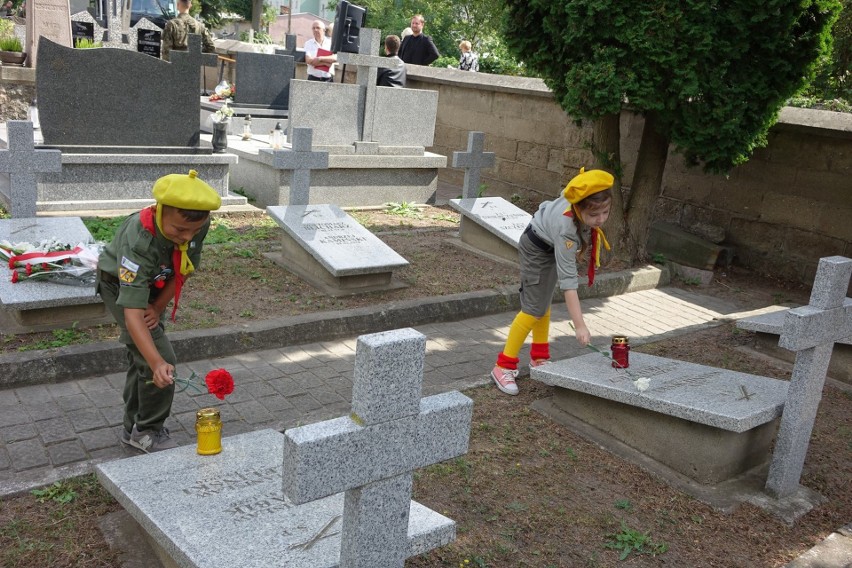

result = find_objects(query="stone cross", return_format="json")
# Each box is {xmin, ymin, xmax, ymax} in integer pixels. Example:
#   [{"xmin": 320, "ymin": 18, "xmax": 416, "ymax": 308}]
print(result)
[
  {"xmin": 282, "ymin": 328, "xmax": 473, "ymax": 568},
  {"xmin": 453, "ymin": 131, "xmax": 496, "ymax": 199},
  {"xmin": 262, "ymin": 128, "xmax": 329, "ymax": 205},
  {"xmin": 0, "ymin": 122, "xmax": 62, "ymax": 218},
  {"xmin": 337, "ymin": 28, "xmax": 402, "ymax": 149},
  {"xmin": 170, "ymin": 34, "xmax": 219, "ymax": 70},
  {"xmin": 275, "ymin": 33, "xmax": 298, "ymax": 59},
  {"xmin": 765, "ymin": 255, "xmax": 852, "ymax": 498}
]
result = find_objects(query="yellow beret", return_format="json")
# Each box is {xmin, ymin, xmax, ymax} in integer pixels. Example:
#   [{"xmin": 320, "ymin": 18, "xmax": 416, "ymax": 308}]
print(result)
[
  {"xmin": 562, "ymin": 167, "xmax": 614, "ymax": 204},
  {"xmin": 152, "ymin": 170, "xmax": 222, "ymax": 211}
]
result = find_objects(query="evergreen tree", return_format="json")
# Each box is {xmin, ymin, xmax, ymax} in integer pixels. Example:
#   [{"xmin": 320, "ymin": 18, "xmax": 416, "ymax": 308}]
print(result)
[{"xmin": 503, "ymin": 0, "xmax": 841, "ymax": 262}]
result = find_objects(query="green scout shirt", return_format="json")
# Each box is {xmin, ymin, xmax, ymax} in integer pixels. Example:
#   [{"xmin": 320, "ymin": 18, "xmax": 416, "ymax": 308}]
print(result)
[
  {"xmin": 528, "ymin": 195, "xmax": 582, "ymax": 291},
  {"xmin": 161, "ymin": 13, "xmax": 216, "ymax": 61},
  {"xmin": 98, "ymin": 211, "xmax": 208, "ymax": 310}
]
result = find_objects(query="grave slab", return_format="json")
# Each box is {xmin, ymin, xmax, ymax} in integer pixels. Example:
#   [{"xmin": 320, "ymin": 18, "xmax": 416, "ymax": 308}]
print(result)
[
  {"xmin": 96, "ymin": 429, "xmax": 455, "ymax": 568},
  {"xmin": 737, "ymin": 303, "xmax": 852, "ymax": 384},
  {"xmin": 266, "ymin": 204, "xmax": 409, "ymax": 296},
  {"xmin": 532, "ymin": 351, "xmax": 789, "ymax": 484},
  {"xmin": 449, "ymin": 197, "xmax": 531, "ymax": 264},
  {"xmin": 0, "ymin": 217, "xmax": 108, "ymax": 330}
]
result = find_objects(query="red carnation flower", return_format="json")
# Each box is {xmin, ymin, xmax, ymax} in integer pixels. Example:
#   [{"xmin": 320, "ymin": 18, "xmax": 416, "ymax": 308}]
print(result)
[
  {"xmin": 205, "ymin": 369, "xmax": 234, "ymax": 400},
  {"xmin": 11, "ymin": 271, "xmax": 19, "ymax": 283}
]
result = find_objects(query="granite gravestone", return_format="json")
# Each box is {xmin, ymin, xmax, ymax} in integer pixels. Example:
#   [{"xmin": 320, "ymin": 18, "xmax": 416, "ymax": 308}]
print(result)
[
  {"xmin": 0, "ymin": 217, "xmax": 107, "ymax": 331},
  {"xmin": 95, "ymin": 328, "xmax": 473, "ymax": 568},
  {"xmin": 0, "ymin": 121, "xmax": 62, "ymax": 218},
  {"xmin": 283, "ymin": 328, "xmax": 474, "ymax": 567},
  {"xmin": 446, "ymin": 132, "xmax": 526, "ymax": 263},
  {"xmin": 449, "ymin": 197, "xmax": 531, "ymax": 264},
  {"xmin": 36, "ymin": 36, "xmax": 214, "ymax": 148},
  {"xmin": 288, "ymin": 28, "xmax": 437, "ymax": 154},
  {"xmin": 24, "ymin": 0, "xmax": 73, "ymax": 67},
  {"xmin": 764, "ymin": 255, "xmax": 852, "ymax": 499},
  {"xmin": 258, "ymin": 127, "xmax": 329, "ymax": 206},
  {"xmin": 100, "ymin": 0, "xmax": 130, "ymax": 48},
  {"xmin": 234, "ymin": 51, "xmax": 296, "ymax": 110},
  {"xmin": 266, "ymin": 204, "xmax": 409, "ymax": 295},
  {"xmin": 453, "ymin": 131, "xmax": 495, "ymax": 199},
  {"xmin": 532, "ymin": 351, "xmax": 789, "ymax": 484},
  {"xmin": 737, "ymin": 304, "xmax": 852, "ymax": 384}
]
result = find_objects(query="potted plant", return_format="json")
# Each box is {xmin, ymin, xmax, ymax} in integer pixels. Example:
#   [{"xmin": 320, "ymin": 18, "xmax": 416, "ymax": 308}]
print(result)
[
  {"xmin": 209, "ymin": 100, "xmax": 234, "ymax": 153},
  {"xmin": 0, "ymin": 34, "xmax": 26, "ymax": 65}
]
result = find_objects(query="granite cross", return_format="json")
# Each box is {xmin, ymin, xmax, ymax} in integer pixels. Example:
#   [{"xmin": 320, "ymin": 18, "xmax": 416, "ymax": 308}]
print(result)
[
  {"xmin": 453, "ymin": 131, "xmax": 496, "ymax": 199},
  {"xmin": 765, "ymin": 255, "xmax": 852, "ymax": 498},
  {"xmin": 0, "ymin": 121, "xmax": 62, "ymax": 218},
  {"xmin": 260, "ymin": 127, "xmax": 329, "ymax": 205},
  {"xmin": 336, "ymin": 28, "xmax": 403, "ymax": 149},
  {"xmin": 282, "ymin": 328, "xmax": 473, "ymax": 568},
  {"xmin": 170, "ymin": 33, "xmax": 219, "ymax": 71}
]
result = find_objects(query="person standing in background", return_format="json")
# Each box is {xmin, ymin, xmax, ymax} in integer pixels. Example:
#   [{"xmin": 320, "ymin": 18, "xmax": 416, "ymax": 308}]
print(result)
[
  {"xmin": 376, "ymin": 35, "xmax": 406, "ymax": 88},
  {"xmin": 161, "ymin": 0, "xmax": 215, "ymax": 62},
  {"xmin": 398, "ymin": 14, "xmax": 439, "ymax": 66},
  {"xmin": 458, "ymin": 40, "xmax": 479, "ymax": 72},
  {"xmin": 304, "ymin": 19, "xmax": 336, "ymax": 82}
]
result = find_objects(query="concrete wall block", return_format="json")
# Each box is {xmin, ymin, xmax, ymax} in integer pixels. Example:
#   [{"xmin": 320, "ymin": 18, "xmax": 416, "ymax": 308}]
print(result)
[
  {"xmin": 432, "ymin": 125, "xmax": 467, "ymax": 154},
  {"xmin": 493, "ymin": 91, "xmax": 560, "ymax": 121},
  {"xmin": 728, "ymin": 219, "xmax": 787, "ymax": 255},
  {"xmin": 486, "ymin": 137, "xmax": 519, "ymax": 161},
  {"xmin": 562, "ymin": 147, "xmax": 597, "ymax": 173},
  {"xmin": 816, "ymin": 202, "xmax": 852, "ymax": 242},
  {"xmin": 516, "ymin": 141, "xmax": 551, "ymax": 170},
  {"xmin": 653, "ymin": 197, "xmax": 684, "ymax": 224},
  {"xmin": 680, "ymin": 204, "xmax": 734, "ymax": 234},
  {"xmin": 504, "ymin": 116, "xmax": 567, "ymax": 146},
  {"xmin": 790, "ymin": 167, "xmax": 852, "ymax": 204},
  {"xmin": 759, "ymin": 192, "xmax": 821, "ymax": 230}
]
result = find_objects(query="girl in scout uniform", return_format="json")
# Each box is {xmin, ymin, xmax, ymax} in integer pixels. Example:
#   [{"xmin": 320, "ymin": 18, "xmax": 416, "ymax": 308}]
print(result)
[
  {"xmin": 97, "ymin": 170, "xmax": 221, "ymax": 452},
  {"xmin": 491, "ymin": 168, "xmax": 614, "ymax": 395}
]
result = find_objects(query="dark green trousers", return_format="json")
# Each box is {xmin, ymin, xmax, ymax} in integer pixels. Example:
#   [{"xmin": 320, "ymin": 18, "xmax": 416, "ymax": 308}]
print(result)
[{"xmin": 98, "ymin": 276, "xmax": 176, "ymax": 433}]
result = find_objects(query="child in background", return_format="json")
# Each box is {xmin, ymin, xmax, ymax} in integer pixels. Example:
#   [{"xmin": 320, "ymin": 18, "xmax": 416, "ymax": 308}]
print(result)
[
  {"xmin": 97, "ymin": 170, "xmax": 221, "ymax": 452},
  {"xmin": 458, "ymin": 40, "xmax": 479, "ymax": 72},
  {"xmin": 491, "ymin": 168, "xmax": 614, "ymax": 395}
]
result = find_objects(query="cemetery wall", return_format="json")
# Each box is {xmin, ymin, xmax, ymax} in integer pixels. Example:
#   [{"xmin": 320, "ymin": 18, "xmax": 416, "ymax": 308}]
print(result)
[{"xmin": 407, "ymin": 67, "xmax": 852, "ymax": 286}]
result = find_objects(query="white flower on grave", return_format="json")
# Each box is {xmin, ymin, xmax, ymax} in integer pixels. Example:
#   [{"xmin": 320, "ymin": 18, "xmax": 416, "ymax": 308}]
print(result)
[
  {"xmin": 212, "ymin": 101, "xmax": 235, "ymax": 124},
  {"xmin": 634, "ymin": 377, "xmax": 650, "ymax": 392}
]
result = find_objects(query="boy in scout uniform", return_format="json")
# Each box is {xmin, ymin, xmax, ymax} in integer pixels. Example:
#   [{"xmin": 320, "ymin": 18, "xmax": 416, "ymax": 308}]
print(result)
[
  {"xmin": 98, "ymin": 170, "xmax": 221, "ymax": 452},
  {"xmin": 490, "ymin": 168, "xmax": 614, "ymax": 396}
]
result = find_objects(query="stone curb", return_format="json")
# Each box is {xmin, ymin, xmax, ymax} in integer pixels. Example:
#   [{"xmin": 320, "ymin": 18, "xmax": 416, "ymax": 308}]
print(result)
[{"xmin": 1, "ymin": 265, "xmax": 669, "ymax": 388}]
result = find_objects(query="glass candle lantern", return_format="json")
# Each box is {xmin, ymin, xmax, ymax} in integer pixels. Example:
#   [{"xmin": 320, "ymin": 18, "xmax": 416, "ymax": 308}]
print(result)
[
  {"xmin": 611, "ymin": 335, "xmax": 630, "ymax": 369},
  {"xmin": 241, "ymin": 114, "xmax": 252, "ymax": 141},
  {"xmin": 195, "ymin": 407, "xmax": 222, "ymax": 455}
]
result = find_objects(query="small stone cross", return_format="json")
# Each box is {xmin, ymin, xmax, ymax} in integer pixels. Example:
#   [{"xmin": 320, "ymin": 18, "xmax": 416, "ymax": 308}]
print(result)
[
  {"xmin": 170, "ymin": 34, "xmax": 219, "ymax": 70},
  {"xmin": 282, "ymin": 328, "xmax": 473, "ymax": 568},
  {"xmin": 765, "ymin": 255, "xmax": 852, "ymax": 498},
  {"xmin": 337, "ymin": 28, "xmax": 402, "ymax": 147},
  {"xmin": 0, "ymin": 122, "xmax": 62, "ymax": 218},
  {"xmin": 453, "ymin": 131, "xmax": 496, "ymax": 199},
  {"xmin": 261, "ymin": 128, "xmax": 329, "ymax": 205}
]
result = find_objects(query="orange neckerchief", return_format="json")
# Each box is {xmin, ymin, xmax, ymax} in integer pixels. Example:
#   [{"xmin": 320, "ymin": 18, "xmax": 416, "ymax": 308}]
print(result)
[{"xmin": 140, "ymin": 205, "xmax": 188, "ymax": 321}]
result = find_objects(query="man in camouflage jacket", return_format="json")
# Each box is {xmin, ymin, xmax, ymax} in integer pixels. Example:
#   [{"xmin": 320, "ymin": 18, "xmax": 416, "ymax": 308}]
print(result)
[{"xmin": 161, "ymin": 0, "xmax": 215, "ymax": 61}]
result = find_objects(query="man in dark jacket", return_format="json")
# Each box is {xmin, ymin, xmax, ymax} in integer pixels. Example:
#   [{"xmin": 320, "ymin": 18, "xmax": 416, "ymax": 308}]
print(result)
[
  {"xmin": 398, "ymin": 14, "xmax": 439, "ymax": 66},
  {"xmin": 377, "ymin": 35, "xmax": 406, "ymax": 88}
]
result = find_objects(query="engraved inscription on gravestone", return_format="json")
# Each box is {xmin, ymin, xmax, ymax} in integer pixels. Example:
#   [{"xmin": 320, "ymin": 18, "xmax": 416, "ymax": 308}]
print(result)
[
  {"xmin": 71, "ymin": 20, "xmax": 94, "ymax": 43},
  {"xmin": 137, "ymin": 29, "xmax": 161, "ymax": 58}
]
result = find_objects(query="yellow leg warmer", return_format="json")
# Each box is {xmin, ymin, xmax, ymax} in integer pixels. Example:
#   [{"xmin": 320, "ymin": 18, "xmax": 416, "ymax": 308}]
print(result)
[
  {"xmin": 531, "ymin": 308, "xmax": 551, "ymax": 344},
  {"xmin": 502, "ymin": 311, "xmax": 538, "ymax": 359}
]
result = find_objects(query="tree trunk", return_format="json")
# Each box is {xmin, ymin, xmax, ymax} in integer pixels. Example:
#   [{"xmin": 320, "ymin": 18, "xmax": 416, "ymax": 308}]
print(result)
[
  {"xmin": 624, "ymin": 111, "xmax": 670, "ymax": 263},
  {"xmin": 252, "ymin": 0, "xmax": 263, "ymax": 32},
  {"xmin": 591, "ymin": 113, "xmax": 627, "ymax": 264}
]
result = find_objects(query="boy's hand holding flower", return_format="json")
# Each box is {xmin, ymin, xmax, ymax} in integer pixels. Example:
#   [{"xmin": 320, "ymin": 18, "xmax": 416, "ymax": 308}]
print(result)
[{"xmin": 147, "ymin": 368, "xmax": 234, "ymax": 399}]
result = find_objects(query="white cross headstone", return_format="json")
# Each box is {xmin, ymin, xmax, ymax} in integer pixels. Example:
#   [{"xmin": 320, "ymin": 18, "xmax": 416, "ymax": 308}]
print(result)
[
  {"xmin": 453, "ymin": 131, "xmax": 496, "ymax": 199},
  {"xmin": 282, "ymin": 328, "xmax": 473, "ymax": 567},
  {"xmin": 765, "ymin": 255, "xmax": 852, "ymax": 498},
  {"xmin": 261, "ymin": 127, "xmax": 329, "ymax": 205},
  {"xmin": 337, "ymin": 28, "xmax": 402, "ymax": 149},
  {"xmin": 0, "ymin": 121, "xmax": 62, "ymax": 218}
]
